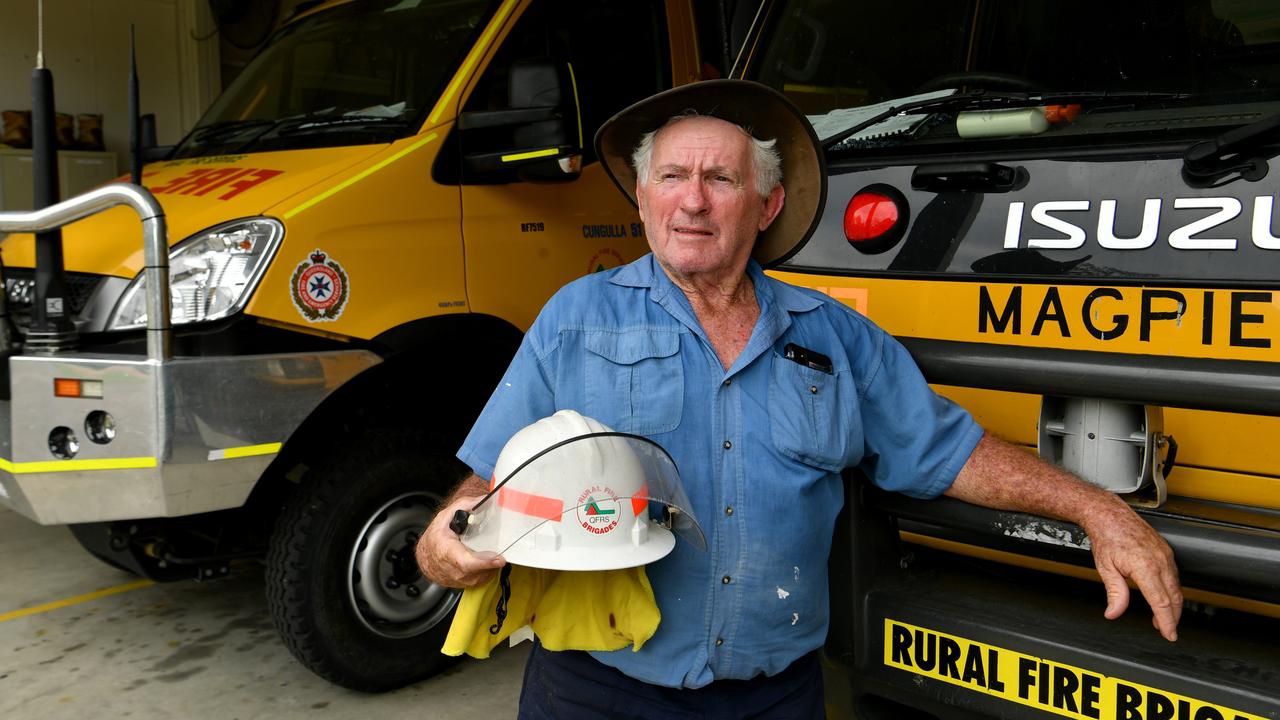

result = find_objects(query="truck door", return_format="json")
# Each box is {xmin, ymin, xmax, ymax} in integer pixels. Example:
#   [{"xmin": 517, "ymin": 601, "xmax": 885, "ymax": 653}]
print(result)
[{"xmin": 455, "ymin": 0, "xmax": 686, "ymax": 330}]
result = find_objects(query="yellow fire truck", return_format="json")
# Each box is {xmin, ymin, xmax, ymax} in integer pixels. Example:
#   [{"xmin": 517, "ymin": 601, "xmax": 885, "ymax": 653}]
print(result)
[
  {"xmin": 0, "ymin": 0, "xmax": 743, "ymax": 691},
  {"xmin": 734, "ymin": 1, "xmax": 1280, "ymax": 718}
]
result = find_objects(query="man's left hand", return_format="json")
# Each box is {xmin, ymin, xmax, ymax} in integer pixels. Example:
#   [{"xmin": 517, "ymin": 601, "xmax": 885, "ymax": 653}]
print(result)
[{"xmin": 1081, "ymin": 499, "xmax": 1182, "ymax": 641}]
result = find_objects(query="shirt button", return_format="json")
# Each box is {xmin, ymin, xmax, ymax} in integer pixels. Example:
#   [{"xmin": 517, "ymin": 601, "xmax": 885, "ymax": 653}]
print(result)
[
  {"xmin": 810, "ymin": 385, "xmax": 818, "ymax": 394},
  {"xmin": 723, "ymin": 440, "xmax": 732, "ymax": 450},
  {"xmin": 723, "ymin": 378, "xmax": 731, "ymax": 387},
  {"xmin": 715, "ymin": 637, "xmax": 724, "ymax": 646},
  {"xmin": 725, "ymin": 506, "xmax": 734, "ymax": 516},
  {"xmin": 722, "ymin": 575, "xmax": 731, "ymax": 584}
]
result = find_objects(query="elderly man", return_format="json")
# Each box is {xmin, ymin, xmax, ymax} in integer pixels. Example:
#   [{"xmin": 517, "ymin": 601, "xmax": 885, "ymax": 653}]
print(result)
[{"xmin": 418, "ymin": 80, "xmax": 1181, "ymax": 718}]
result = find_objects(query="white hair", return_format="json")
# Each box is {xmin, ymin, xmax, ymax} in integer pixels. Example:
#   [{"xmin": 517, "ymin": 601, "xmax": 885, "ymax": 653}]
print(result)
[{"xmin": 630, "ymin": 112, "xmax": 782, "ymax": 197}]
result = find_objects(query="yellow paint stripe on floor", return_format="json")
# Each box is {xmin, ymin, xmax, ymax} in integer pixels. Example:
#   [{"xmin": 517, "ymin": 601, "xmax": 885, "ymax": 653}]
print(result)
[{"xmin": 0, "ymin": 579, "xmax": 155, "ymax": 623}]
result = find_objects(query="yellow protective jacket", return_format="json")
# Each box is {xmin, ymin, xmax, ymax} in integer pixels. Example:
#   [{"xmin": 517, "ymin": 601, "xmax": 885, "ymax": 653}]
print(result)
[{"xmin": 442, "ymin": 564, "xmax": 660, "ymax": 658}]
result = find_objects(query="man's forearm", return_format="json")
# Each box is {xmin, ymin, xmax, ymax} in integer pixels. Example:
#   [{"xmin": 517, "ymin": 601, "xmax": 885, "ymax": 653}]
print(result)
[
  {"xmin": 417, "ymin": 471, "xmax": 505, "ymax": 587},
  {"xmin": 945, "ymin": 431, "xmax": 1181, "ymax": 640},
  {"xmin": 444, "ymin": 473, "xmax": 489, "ymax": 509},
  {"xmin": 944, "ymin": 432, "xmax": 1133, "ymax": 536},
  {"xmin": 454, "ymin": 472, "xmax": 489, "ymax": 498}
]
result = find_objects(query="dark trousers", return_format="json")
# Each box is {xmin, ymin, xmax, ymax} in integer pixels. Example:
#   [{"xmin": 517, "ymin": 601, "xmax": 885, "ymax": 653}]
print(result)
[{"xmin": 517, "ymin": 640, "xmax": 825, "ymax": 719}]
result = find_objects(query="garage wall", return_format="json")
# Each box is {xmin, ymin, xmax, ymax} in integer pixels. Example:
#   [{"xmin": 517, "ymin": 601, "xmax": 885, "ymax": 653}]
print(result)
[{"xmin": 0, "ymin": 0, "xmax": 220, "ymax": 171}]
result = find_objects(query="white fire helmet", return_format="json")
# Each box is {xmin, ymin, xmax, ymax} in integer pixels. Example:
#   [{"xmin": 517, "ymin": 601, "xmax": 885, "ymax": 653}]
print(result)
[{"xmin": 460, "ymin": 410, "xmax": 705, "ymax": 571}]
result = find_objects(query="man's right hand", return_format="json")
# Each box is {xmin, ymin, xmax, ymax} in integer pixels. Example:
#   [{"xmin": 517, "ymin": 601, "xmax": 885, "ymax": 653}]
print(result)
[{"xmin": 416, "ymin": 492, "xmax": 505, "ymax": 588}]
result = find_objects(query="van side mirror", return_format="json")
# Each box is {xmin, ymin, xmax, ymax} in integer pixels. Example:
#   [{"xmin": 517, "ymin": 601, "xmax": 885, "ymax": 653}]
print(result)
[{"xmin": 458, "ymin": 60, "xmax": 583, "ymax": 182}]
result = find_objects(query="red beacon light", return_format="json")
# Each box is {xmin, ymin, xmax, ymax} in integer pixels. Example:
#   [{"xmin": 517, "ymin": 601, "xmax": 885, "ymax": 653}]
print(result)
[{"xmin": 843, "ymin": 184, "xmax": 909, "ymax": 255}]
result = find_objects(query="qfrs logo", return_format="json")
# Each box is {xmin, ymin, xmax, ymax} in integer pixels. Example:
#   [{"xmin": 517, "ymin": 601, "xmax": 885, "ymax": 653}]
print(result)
[{"xmin": 576, "ymin": 485, "xmax": 620, "ymax": 535}]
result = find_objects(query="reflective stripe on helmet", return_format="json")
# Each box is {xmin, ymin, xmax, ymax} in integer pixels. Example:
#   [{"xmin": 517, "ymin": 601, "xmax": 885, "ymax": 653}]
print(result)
[{"xmin": 497, "ymin": 485, "xmax": 565, "ymax": 522}]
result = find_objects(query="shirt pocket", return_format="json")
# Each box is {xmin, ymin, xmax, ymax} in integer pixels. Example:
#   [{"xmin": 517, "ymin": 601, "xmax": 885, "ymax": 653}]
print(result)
[
  {"xmin": 583, "ymin": 329, "xmax": 684, "ymax": 435},
  {"xmin": 768, "ymin": 352, "xmax": 858, "ymax": 471}
]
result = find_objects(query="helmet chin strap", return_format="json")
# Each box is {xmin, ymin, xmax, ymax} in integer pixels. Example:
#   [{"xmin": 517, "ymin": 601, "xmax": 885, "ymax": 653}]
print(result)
[{"xmin": 489, "ymin": 564, "xmax": 515, "ymax": 635}]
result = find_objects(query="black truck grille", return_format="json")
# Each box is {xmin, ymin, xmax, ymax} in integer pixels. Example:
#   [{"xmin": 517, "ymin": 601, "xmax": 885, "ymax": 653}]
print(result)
[{"xmin": 3, "ymin": 268, "xmax": 106, "ymax": 333}]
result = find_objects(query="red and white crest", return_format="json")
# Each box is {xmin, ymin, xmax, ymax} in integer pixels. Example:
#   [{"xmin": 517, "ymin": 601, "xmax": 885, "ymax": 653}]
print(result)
[{"xmin": 290, "ymin": 249, "xmax": 350, "ymax": 322}]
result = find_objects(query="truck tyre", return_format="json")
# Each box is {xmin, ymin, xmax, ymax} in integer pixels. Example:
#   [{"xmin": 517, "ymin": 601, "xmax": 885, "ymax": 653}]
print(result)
[{"xmin": 265, "ymin": 433, "xmax": 465, "ymax": 692}]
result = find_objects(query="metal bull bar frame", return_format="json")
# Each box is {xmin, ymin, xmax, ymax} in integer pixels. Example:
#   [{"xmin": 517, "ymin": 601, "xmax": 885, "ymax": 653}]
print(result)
[
  {"xmin": 900, "ymin": 337, "xmax": 1280, "ymax": 418},
  {"xmin": 0, "ymin": 184, "xmax": 383, "ymax": 527},
  {"xmin": 891, "ymin": 336, "xmax": 1280, "ymax": 606},
  {"xmin": 0, "ymin": 183, "xmax": 170, "ymax": 361}
]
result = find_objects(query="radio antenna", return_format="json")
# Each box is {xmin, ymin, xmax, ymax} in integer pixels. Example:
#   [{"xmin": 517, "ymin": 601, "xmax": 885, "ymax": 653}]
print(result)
[
  {"xmin": 130, "ymin": 24, "xmax": 141, "ymax": 184},
  {"xmin": 29, "ymin": 0, "xmax": 77, "ymax": 352},
  {"xmin": 36, "ymin": 0, "xmax": 45, "ymax": 68}
]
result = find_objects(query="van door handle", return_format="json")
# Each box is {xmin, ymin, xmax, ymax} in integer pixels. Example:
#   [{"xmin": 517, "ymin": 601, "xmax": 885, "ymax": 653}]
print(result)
[{"xmin": 911, "ymin": 162, "xmax": 1021, "ymax": 192}]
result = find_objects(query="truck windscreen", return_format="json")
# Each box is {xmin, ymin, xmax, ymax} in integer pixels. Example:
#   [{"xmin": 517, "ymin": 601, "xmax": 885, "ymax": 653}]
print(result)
[
  {"xmin": 172, "ymin": 0, "xmax": 497, "ymax": 159},
  {"xmin": 747, "ymin": 0, "xmax": 1280, "ymax": 153}
]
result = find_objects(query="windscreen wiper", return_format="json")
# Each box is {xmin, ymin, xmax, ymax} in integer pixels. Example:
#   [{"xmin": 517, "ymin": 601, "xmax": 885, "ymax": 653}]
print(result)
[
  {"xmin": 822, "ymin": 90, "xmax": 1191, "ymax": 150},
  {"xmin": 1182, "ymin": 111, "xmax": 1280, "ymax": 186},
  {"xmin": 175, "ymin": 119, "xmax": 279, "ymax": 157},
  {"xmin": 188, "ymin": 119, "xmax": 277, "ymax": 144},
  {"xmin": 275, "ymin": 115, "xmax": 411, "ymax": 136}
]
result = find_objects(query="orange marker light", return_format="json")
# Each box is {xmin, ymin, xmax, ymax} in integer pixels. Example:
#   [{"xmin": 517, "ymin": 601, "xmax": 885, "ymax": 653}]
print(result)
[
  {"xmin": 1043, "ymin": 104, "xmax": 1082, "ymax": 123},
  {"xmin": 54, "ymin": 378, "xmax": 81, "ymax": 398},
  {"xmin": 53, "ymin": 378, "xmax": 104, "ymax": 399}
]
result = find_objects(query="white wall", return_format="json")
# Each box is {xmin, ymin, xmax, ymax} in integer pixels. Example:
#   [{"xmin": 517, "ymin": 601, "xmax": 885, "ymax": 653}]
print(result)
[{"xmin": 0, "ymin": 0, "xmax": 219, "ymax": 170}]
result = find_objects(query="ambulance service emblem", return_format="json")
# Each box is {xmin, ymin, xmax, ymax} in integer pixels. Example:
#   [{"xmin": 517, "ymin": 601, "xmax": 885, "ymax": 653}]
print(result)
[{"xmin": 290, "ymin": 249, "xmax": 349, "ymax": 322}]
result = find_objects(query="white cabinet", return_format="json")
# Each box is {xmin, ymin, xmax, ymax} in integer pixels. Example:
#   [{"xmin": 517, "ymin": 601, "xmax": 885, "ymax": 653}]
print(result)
[{"xmin": 0, "ymin": 148, "xmax": 120, "ymax": 211}]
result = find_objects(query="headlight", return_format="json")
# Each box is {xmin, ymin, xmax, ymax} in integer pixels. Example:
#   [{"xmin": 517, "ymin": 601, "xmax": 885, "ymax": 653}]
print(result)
[{"xmin": 107, "ymin": 218, "xmax": 283, "ymax": 330}]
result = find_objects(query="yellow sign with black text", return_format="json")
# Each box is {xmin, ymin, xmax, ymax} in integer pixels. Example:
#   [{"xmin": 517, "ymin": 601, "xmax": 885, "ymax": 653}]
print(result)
[
  {"xmin": 767, "ymin": 273, "xmax": 1280, "ymax": 363},
  {"xmin": 884, "ymin": 619, "xmax": 1267, "ymax": 720}
]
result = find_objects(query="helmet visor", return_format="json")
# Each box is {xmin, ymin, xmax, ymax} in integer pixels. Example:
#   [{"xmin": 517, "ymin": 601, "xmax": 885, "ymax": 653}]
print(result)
[{"xmin": 461, "ymin": 432, "xmax": 706, "ymax": 570}]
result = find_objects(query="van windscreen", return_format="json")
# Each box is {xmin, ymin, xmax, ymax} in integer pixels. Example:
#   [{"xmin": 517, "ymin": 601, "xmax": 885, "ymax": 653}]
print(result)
[{"xmin": 172, "ymin": 0, "xmax": 497, "ymax": 159}]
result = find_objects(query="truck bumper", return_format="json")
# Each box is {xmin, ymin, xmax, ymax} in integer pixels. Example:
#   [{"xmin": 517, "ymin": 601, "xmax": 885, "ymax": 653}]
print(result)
[
  {"xmin": 824, "ymin": 478, "xmax": 1280, "ymax": 720},
  {"xmin": 0, "ymin": 349, "xmax": 380, "ymax": 524},
  {"xmin": 824, "ymin": 559, "xmax": 1280, "ymax": 720}
]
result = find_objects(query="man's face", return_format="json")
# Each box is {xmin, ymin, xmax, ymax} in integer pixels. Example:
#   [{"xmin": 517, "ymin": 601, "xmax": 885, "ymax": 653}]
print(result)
[{"xmin": 636, "ymin": 116, "xmax": 784, "ymax": 282}]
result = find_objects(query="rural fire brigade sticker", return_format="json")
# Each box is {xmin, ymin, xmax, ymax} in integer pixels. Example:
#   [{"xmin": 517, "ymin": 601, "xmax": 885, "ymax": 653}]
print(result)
[
  {"xmin": 884, "ymin": 619, "xmax": 1269, "ymax": 720},
  {"xmin": 588, "ymin": 248, "xmax": 625, "ymax": 274},
  {"xmin": 291, "ymin": 249, "xmax": 349, "ymax": 322},
  {"xmin": 576, "ymin": 486, "xmax": 620, "ymax": 535}
]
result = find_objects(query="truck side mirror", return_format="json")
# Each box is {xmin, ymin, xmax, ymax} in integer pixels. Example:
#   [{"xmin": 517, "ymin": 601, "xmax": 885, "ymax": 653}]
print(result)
[{"xmin": 458, "ymin": 59, "xmax": 583, "ymax": 182}]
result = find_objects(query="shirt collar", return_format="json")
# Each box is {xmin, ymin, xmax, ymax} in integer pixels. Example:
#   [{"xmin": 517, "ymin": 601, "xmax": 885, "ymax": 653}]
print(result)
[
  {"xmin": 610, "ymin": 254, "xmax": 824, "ymax": 375},
  {"xmin": 609, "ymin": 253, "xmax": 660, "ymax": 290},
  {"xmin": 750, "ymin": 261, "xmax": 824, "ymax": 314},
  {"xmin": 611, "ymin": 254, "xmax": 822, "ymax": 312}
]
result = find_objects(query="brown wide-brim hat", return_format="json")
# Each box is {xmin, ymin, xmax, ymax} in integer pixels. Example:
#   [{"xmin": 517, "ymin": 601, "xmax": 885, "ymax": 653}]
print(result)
[{"xmin": 594, "ymin": 79, "xmax": 826, "ymax": 269}]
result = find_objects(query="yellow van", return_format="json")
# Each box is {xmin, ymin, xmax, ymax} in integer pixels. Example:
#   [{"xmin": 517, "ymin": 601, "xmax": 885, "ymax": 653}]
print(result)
[{"xmin": 0, "ymin": 0, "xmax": 733, "ymax": 691}]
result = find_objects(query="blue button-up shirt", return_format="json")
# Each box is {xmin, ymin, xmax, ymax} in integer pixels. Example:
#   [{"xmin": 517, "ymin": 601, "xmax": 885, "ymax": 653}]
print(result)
[{"xmin": 457, "ymin": 254, "xmax": 982, "ymax": 688}]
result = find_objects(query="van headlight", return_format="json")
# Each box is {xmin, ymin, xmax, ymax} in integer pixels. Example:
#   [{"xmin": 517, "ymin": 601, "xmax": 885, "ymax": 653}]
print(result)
[{"xmin": 107, "ymin": 218, "xmax": 283, "ymax": 330}]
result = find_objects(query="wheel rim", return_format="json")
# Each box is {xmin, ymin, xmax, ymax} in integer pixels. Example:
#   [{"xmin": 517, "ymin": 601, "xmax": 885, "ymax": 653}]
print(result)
[{"xmin": 348, "ymin": 492, "xmax": 461, "ymax": 639}]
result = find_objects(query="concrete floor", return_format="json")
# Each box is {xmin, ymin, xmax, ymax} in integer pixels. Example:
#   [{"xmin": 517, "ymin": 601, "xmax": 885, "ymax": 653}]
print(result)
[{"xmin": 0, "ymin": 507, "xmax": 529, "ymax": 720}]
